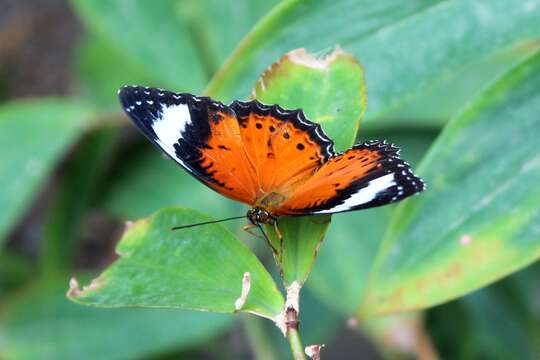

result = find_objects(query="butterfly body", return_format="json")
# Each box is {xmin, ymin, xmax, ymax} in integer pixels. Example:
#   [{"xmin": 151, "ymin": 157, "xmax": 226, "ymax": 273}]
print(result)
[
  {"xmin": 247, "ymin": 207, "xmax": 276, "ymax": 226},
  {"xmin": 119, "ymin": 86, "xmax": 425, "ymax": 225}
]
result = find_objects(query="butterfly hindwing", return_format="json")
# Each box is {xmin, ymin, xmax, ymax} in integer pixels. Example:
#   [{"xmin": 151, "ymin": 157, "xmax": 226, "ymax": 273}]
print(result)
[{"xmin": 278, "ymin": 140, "xmax": 425, "ymax": 215}]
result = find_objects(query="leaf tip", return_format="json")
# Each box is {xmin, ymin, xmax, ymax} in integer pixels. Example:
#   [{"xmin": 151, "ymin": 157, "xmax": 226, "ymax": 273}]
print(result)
[
  {"xmin": 287, "ymin": 46, "xmax": 345, "ymax": 70},
  {"xmin": 66, "ymin": 276, "xmax": 103, "ymax": 299},
  {"xmin": 124, "ymin": 220, "xmax": 135, "ymax": 231},
  {"xmin": 253, "ymin": 45, "xmax": 360, "ymax": 100},
  {"xmin": 234, "ymin": 272, "xmax": 251, "ymax": 311},
  {"xmin": 66, "ymin": 277, "xmax": 82, "ymax": 298}
]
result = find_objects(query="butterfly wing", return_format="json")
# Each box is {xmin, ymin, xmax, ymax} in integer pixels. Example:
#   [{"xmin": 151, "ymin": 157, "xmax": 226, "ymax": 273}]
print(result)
[
  {"xmin": 230, "ymin": 100, "xmax": 335, "ymax": 201},
  {"xmin": 119, "ymin": 86, "xmax": 258, "ymax": 204},
  {"xmin": 119, "ymin": 88, "xmax": 424, "ymax": 215},
  {"xmin": 277, "ymin": 140, "xmax": 425, "ymax": 215}
]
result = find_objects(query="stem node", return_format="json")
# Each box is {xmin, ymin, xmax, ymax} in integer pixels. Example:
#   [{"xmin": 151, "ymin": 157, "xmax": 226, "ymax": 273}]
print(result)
[{"xmin": 285, "ymin": 307, "xmax": 306, "ymax": 360}]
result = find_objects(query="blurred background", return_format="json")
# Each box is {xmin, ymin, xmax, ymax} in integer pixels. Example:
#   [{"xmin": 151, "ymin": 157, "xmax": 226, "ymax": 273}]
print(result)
[{"xmin": 1, "ymin": 0, "xmax": 539, "ymax": 359}]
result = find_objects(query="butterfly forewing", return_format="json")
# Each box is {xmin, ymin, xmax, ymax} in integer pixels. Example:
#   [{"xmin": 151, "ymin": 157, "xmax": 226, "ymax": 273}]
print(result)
[
  {"xmin": 230, "ymin": 100, "xmax": 335, "ymax": 197},
  {"xmin": 119, "ymin": 86, "xmax": 258, "ymax": 204}
]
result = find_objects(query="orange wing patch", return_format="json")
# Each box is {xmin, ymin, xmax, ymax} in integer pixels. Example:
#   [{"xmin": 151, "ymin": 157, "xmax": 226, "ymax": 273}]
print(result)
[
  {"xmin": 230, "ymin": 101, "xmax": 335, "ymax": 208},
  {"xmin": 277, "ymin": 146, "xmax": 383, "ymax": 214},
  {"xmin": 196, "ymin": 110, "xmax": 258, "ymax": 204}
]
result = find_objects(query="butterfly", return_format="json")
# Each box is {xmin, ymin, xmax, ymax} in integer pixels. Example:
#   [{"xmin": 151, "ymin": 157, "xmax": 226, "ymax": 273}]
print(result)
[{"xmin": 119, "ymin": 85, "xmax": 425, "ymax": 228}]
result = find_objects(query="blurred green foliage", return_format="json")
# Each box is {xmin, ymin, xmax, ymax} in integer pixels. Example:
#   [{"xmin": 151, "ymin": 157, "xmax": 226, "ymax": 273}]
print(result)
[{"xmin": 1, "ymin": 0, "xmax": 540, "ymax": 359}]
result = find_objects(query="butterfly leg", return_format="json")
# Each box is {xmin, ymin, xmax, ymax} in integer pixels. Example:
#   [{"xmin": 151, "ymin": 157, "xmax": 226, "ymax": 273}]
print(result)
[
  {"xmin": 269, "ymin": 219, "xmax": 284, "ymax": 265},
  {"xmin": 243, "ymin": 224, "xmax": 261, "ymax": 238},
  {"xmin": 273, "ymin": 220, "xmax": 283, "ymax": 241}
]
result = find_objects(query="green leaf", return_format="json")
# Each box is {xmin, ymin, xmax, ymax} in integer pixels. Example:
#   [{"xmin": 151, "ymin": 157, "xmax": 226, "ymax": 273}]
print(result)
[
  {"xmin": 0, "ymin": 276, "xmax": 233, "ymax": 360},
  {"xmin": 428, "ymin": 263, "xmax": 540, "ymax": 359},
  {"xmin": 254, "ymin": 48, "xmax": 366, "ymax": 286},
  {"xmin": 308, "ymin": 207, "xmax": 391, "ymax": 313},
  {"xmin": 253, "ymin": 48, "xmax": 366, "ymax": 151},
  {"xmin": 207, "ymin": 0, "xmax": 540, "ymax": 126},
  {"xmin": 0, "ymin": 100, "xmax": 94, "ymax": 246},
  {"xmin": 69, "ymin": 207, "xmax": 284, "ymax": 319},
  {"xmin": 0, "ymin": 251, "xmax": 33, "ymax": 297},
  {"xmin": 72, "ymin": 0, "xmax": 278, "ymax": 93},
  {"xmin": 377, "ymin": 41, "xmax": 540, "ymax": 130},
  {"xmin": 267, "ymin": 215, "xmax": 331, "ymax": 287},
  {"xmin": 42, "ymin": 127, "xmax": 118, "ymax": 273},
  {"xmin": 176, "ymin": 0, "xmax": 280, "ymax": 75},
  {"xmin": 72, "ymin": 0, "xmax": 207, "ymax": 90},
  {"xmin": 362, "ymin": 49, "xmax": 540, "ymax": 316}
]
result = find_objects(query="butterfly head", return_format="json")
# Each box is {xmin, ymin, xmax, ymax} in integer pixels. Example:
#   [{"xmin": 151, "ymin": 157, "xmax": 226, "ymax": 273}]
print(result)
[{"xmin": 247, "ymin": 207, "xmax": 276, "ymax": 225}]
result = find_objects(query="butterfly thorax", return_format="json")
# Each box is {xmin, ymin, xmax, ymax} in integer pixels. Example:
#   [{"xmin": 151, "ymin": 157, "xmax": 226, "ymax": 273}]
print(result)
[{"xmin": 256, "ymin": 191, "xmax": 287, "ymax": 210}]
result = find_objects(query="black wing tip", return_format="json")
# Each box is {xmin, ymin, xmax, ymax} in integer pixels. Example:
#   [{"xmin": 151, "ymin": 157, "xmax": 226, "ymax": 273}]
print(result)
[
  {"xmin": 356, "ymin": 159, "xmax": 425, "ymax": 210},
  {"xmin": 118, "ymin": 85, "xmax": 169, "ymax": 113},
  {"xmin": 119, "ymin": 85, "xmax": 184, "ymax": 103},
  {"xmin": 118, "ymin": 85, "xmax": 165, "ymax": 102},
  {"xmin": 390, "ymin": 162, "xmax": 426, "ymax": 201},
  {"xmin": 353, "ymin": 139, "xmax": 401, "ymax": 156},
  {"xmin": 230, "ymin": 99, "xmax": 336, "ymax": 159},
  {"xmin": 118, "ymin": 85, "xmax": 230, "ymax": 115},
  {"xmin": 355, "ymin": 139, "xmax": 426, "ymax": 200}
]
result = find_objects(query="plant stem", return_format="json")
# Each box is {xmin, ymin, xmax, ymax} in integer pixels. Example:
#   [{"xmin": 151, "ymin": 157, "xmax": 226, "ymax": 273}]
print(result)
[{"xmin": 286, "ymin": 307, "xmax": 306, "ymax": 360}]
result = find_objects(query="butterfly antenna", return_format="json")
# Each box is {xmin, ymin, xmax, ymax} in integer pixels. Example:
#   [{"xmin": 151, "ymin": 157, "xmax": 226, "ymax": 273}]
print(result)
[{"xmin": 171, "ymin": 216, "xmax": 246, "ymax": 230}]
